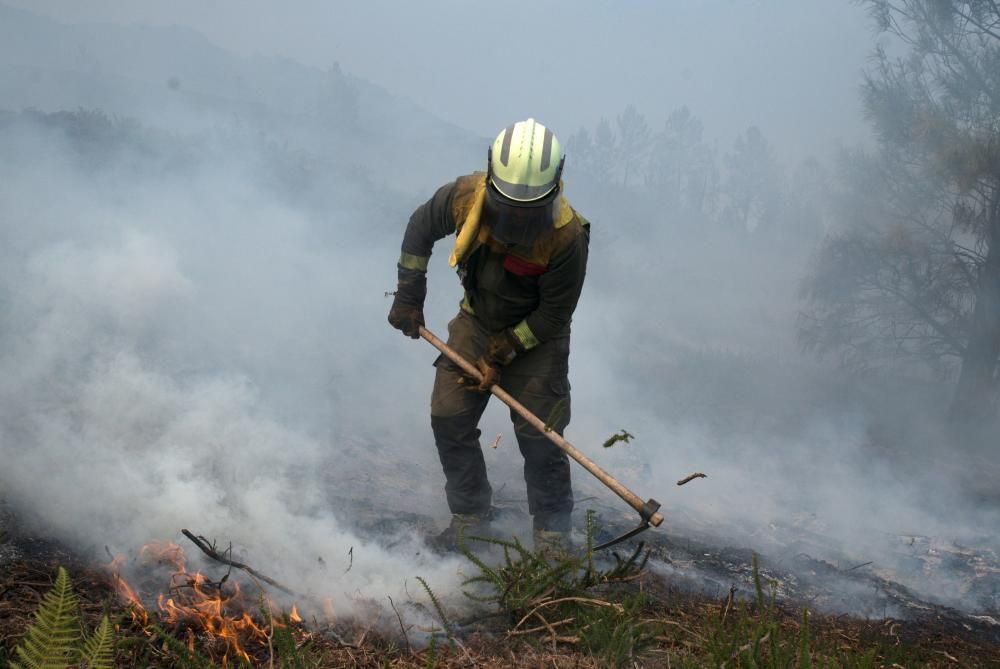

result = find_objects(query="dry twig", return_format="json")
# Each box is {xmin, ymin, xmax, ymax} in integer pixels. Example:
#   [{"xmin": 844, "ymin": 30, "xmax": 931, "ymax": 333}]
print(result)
[
  {"xmin": 676, "ymin": 472, "xmax": 707, "ymax": 486},
  {"xmin": 387, "ymin": 595, "xmax": 410, "ymax": 653},
  {"xmin": 181, "ymin": 529, "xmax": 294, "ymax": 595},
  {"xmin": 513, "ymin": 596, "xmax": 623, "ymax": 633},
  {"xmin": 508, "ymin": 617, "xmax": 575, "ymax": 636}
]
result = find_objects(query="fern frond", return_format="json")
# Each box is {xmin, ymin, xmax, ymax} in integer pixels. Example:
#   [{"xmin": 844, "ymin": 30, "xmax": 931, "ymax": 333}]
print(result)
[
  {"xmin": 521, "ymin": 559, "xmax": 580, "ymax": 601},
  {"xmin": 460, "ymin": 590, "xmax": 500, "ymax": 603},
  {"xmin": 509, "ymin": 536, "xmax": 541, "ymax": 563},
  {"xmin": 12, "ymin": 566, "xmax": 80, "ymax": 669},
  {"xmin": 79, "ymin": 615, "xmax": 115, "ymax": 669},
  {"xmin": 458, "ymin": 541, "xmax": 499, "ymax": 578},
  {"xmin": 460, "ymin": 574, "xmax": 499, "ymax": 587},
  {"xmin": 415, "ymin": 576, "xmax": 454, "ymax": 648}
]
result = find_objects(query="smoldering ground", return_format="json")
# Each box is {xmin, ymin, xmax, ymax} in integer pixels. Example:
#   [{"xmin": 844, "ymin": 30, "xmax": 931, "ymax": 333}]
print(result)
[{"xmin": 0, "ymin": 3, "xmax": 998, "ymax": 632}]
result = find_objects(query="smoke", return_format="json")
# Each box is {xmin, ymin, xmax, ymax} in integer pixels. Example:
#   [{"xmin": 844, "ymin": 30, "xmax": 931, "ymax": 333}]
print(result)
[
  {"xmin": 0, "ymin": 4, "xmax": 997, "ymax": 629},
  {"xmin": 0, "ymin": 114, "xmax": 468, "ymax": 619},
  {"xmin": 556, "ymin": 216, "xmax": 1000, "ymax": 615}
]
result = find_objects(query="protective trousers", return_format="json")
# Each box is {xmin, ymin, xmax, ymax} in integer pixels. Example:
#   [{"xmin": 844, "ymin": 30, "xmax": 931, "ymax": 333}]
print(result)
[{"xmin": 430, "ymin": 311, "xmax": 573, "ymax": 532}]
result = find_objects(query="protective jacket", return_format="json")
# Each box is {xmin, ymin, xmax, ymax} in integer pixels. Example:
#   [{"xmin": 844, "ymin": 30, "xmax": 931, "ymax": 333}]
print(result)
[{"xmin": 399, "ymin": 172, "xmax": 590, "ymax": 351}]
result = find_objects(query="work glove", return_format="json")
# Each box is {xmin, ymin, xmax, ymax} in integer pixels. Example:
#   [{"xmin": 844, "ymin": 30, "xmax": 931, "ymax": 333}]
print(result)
[
  {"xmin": 387, "ymin": 266, "xmax": 426, "ymax": 339},
  {"xmin": 461, "ymin": 329, "xmax": 524, "ymax": 392},
  {"xmin": 486, "ymin": 329, "xmax": 523, "ymax": 366}
]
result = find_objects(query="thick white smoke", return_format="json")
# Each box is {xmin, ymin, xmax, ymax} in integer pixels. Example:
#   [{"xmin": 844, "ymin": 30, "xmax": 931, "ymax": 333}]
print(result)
[{"xmin": 0, "ymin": 120, "xmax": 469, "ymax": 622}]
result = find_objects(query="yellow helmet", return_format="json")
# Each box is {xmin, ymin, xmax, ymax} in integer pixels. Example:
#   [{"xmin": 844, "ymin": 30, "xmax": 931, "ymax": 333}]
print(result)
[{"xmin": 487, "ymin": 118, "xmax": 564, "ymax": 205}]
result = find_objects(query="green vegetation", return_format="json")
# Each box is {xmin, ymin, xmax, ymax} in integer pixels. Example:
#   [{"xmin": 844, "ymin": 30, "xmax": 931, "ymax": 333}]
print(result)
[
  {"xmin": 601, "ymin": 429, "xmax": 635, "ymax": 449},
  {"xmin": 449, "ymin": 531, "xmax": 993, "ymax": 667},
  {"xmin": 415, "ymin": 575, "xmax": 455, "ymax": 649},
  {"xmin": 2, "ymin": 557, "xmax": 995, "ymax": 668},
  {"xmin": 452, "ymin": 511, "xmax": 654, "ymax": 666},
  {"xmin": 10, "ymin": 566, "xmax": 114, "ymax": 669}
]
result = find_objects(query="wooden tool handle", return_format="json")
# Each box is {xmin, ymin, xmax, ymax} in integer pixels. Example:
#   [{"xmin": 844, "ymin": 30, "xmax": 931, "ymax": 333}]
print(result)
[{"xmin": 419, "ymin": 326, "xmax": 664, "ymax": 527}]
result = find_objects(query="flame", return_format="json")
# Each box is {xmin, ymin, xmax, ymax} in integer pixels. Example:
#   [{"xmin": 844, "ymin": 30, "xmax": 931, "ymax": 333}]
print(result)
[
  {"xmin": 108, "ymin": 552, "xmax": 150, "ymax": 626},
  {"xmin": 107, "ymin": 541, "xmax": 304, "ymax": 664},
  {"xmin": 138, "ymin": 541, "xmax": 186, "ymax": 571}
]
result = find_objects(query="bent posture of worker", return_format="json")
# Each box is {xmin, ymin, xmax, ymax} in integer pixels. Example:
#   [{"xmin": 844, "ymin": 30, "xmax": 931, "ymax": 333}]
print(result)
[{"xmin": 388, "ymin": 119, "xmax": 590, "ymax": 552}]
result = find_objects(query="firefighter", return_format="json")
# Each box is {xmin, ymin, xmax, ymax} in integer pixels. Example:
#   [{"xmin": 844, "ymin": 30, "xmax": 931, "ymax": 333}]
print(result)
[{"xmin": 388, "ymin": 119, "xmax": 590, "ymax": 552}]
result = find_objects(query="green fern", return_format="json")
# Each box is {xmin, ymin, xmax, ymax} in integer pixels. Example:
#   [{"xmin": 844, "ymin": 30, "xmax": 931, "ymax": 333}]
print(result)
[
  {"xmin": 79, "ymin": 615, "xmax": 115, "ymax": 669},
  {"xmin": 415, "ymin": 576, "xmax": 454, "ymax": 649},
  {"xmin": 11, "ymin": 566, "xmax": 80, "ymax": 669}
]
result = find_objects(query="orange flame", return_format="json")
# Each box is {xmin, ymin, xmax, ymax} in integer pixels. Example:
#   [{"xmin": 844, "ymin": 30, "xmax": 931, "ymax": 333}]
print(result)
[{"xmin": 107, "ymin": 541, "xmax": 303, "ymax": 664}]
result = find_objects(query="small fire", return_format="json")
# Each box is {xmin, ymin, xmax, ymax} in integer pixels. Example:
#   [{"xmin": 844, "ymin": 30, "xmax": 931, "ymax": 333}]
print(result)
[{"xmin": 108, "ymin": 541, "xmax": 302, "ymax": 665}]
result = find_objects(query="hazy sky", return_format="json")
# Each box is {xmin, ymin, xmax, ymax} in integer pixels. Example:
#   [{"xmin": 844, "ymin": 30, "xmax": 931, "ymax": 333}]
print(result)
[{"xmin": 7, "ymin": 0, "xmax": 876, "ymax": 163}]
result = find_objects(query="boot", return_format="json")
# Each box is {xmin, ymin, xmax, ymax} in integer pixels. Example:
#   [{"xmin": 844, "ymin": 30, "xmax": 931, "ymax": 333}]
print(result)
[
  {"xmin": 428, "ymin": 510, "xmax": 495, "ymax": 554},
  {"xmin": 533, "ymin": 527, "xmax": 572, "ymax": 560}
]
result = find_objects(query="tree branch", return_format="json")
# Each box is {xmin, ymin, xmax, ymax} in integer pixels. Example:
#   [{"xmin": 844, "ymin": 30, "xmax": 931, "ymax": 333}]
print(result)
[{"xmin": 181, "ymin": 529, "xmax": 295, "ymax": 596}]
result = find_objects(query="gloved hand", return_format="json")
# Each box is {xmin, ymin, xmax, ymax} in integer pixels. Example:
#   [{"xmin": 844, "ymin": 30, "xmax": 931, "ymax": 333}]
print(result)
[
  {"xmin": 472, "ymin": 357, "xmax": 500, "ymax": 392},
  {"xmin": 387, "ymin": 266, "xmax": 427, "ymax": 339},
  {"xmin": 461, "ymin": 329, "xmax": 524, "ymax": 392},
  {"xmin": 486, "ymin": 329, "xmax": 523, "ymax": 366}
]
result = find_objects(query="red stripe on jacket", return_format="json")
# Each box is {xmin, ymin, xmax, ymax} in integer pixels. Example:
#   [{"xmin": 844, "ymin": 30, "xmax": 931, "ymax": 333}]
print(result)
[{"xmin": 503, "ymin": 255, "xmax": 547, "ymax": 277}]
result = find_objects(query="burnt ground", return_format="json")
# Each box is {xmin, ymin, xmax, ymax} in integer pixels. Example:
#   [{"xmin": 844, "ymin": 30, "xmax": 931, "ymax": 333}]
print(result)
[
  {"xmin": 320, "ymin": 486, "xmax": 1000, "ymax": 662},
  {"xmin": 2, "ymin": 487, "xmax": 1000, "ymax": 667}
]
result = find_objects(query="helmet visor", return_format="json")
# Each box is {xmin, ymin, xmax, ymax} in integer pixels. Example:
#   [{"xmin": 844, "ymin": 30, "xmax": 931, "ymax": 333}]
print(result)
[{"xmin": 484, "ymin": 184, "xmax": 555, "ymax": 246}]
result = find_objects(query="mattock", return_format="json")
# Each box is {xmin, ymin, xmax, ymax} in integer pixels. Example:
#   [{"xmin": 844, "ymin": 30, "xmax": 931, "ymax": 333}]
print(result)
[{"xmin": 419, "ymin": 325, "xmax": 664, "ymax": 551}]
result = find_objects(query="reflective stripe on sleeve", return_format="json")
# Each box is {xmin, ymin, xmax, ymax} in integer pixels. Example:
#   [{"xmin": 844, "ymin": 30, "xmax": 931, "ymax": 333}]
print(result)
[
  {"xmin": 399, "ymin": 252, "xmax": 430, "ymax": 272},
  {"xmin": 512, "ymin": 320, "xmax": 540, "ymax": 351}
]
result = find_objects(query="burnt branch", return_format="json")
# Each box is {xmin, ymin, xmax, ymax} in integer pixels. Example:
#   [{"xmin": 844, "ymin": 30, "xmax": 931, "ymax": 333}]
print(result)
[{"xmin": 180, "ymin": 529, "xmax": 294, "ymax": 596}]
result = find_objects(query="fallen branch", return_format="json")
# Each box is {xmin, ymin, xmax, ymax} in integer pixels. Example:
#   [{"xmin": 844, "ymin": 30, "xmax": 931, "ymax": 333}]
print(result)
[
  {"xmin": 507, "ymin": 617, "xmax": 575, "ymax": 636},
  {"xmin": 534, "ymin": 611, "xmax": 561, "ymax": 651},
  {"xmin": 676, "ymin": 472, "xmax": 707, "ymax": 486},
  {"xmin": 513, "ymin": 596, "xmax": 623, "ymax": 633},
  {"xmin": 180, "ymin": 529, "xmax": 294, "ymax": 596}
]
